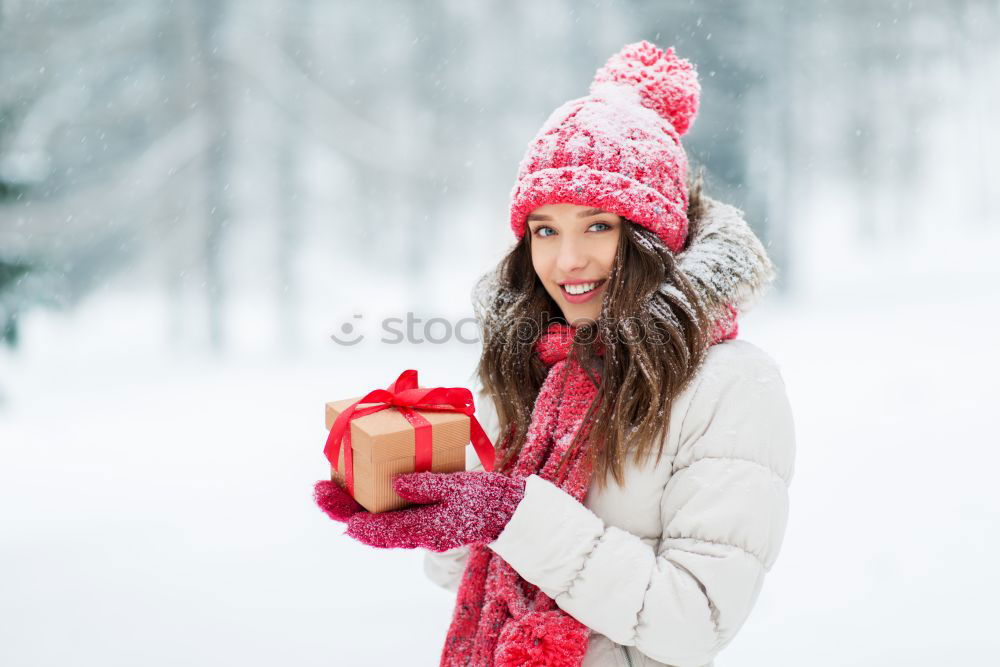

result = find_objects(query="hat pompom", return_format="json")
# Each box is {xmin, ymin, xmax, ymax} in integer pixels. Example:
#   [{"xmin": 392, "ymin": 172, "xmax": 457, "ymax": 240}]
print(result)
[{"xmin": 590, "ymin": 40, "xmax": 700, "ymax": 135}]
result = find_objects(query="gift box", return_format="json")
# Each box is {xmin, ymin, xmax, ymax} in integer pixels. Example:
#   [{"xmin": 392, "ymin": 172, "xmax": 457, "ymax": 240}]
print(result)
[{"xmin": 323, "ymin": 369, "xmax": 496, "ymax": 513}]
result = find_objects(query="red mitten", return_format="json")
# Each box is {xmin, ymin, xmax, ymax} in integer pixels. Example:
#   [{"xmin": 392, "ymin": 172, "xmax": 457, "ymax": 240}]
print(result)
[
  {"xmin": 313, "ymin": 480, "xmax": 367, "ymax": 522},
  {"xmin": 344, "ymin": 471, "xmax": 527, "ymax": 552}
]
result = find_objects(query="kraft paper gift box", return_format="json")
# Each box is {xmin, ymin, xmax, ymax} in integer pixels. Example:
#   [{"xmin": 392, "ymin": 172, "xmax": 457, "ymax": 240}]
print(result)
[{"xmin": 324, "ymin": 393, "xmax": 472, "ymax": 513}]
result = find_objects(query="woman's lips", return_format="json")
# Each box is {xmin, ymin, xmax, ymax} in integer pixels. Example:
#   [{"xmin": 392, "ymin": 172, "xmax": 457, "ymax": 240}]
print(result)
[{"xmin": 559, "ymin": 279, "xmax": 607, "ymax": 304}]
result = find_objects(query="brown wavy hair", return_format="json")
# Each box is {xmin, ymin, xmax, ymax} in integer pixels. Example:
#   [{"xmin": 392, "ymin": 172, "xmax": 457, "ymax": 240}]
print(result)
[{"xmin": 473, "ymin": 173, "xmax": 715, "ymax": 491}]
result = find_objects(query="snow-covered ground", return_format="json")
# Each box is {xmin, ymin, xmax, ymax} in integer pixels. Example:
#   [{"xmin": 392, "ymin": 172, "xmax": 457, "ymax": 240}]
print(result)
[{"xmin": 1, "ymin": 229, "xmax": 998, "ymax": 666}]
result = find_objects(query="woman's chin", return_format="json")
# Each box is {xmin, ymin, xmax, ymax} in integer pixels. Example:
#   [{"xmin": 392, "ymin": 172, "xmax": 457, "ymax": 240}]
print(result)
[{"xmin": 563, "ymin": 309, "xmax": 601, "ymax": 327}]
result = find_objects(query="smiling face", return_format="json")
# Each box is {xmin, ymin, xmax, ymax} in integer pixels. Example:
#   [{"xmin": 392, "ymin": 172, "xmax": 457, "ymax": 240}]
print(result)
[{"xmin": 526, "ymin": 203, "xmax": 622, "ymax": 326}]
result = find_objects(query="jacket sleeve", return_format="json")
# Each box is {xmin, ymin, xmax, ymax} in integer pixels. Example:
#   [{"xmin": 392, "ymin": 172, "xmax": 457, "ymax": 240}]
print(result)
[
  {"xmin": 486, "ymin": 342, "xmax": 796, "ymax": 667},
  {"xmin": 422, "ymin": 382, "xmax": 498, "ymax": 593}
]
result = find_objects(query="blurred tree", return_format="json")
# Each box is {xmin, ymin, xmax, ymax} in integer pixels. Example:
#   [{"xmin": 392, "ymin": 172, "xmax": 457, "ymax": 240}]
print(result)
[
  {"xmin": 0, "ymin": 259, "xmax": 29, "ymax": 348},
  {"xmin": 195, "ymin": 0, "xmax": 232, "ymax": 352},
  {"xmin": 277, "ymin": 0, "xmax": 308, "ymax": 353}
]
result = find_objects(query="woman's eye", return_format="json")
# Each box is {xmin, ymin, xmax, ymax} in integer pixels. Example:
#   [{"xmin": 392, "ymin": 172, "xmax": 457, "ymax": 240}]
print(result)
[{"xmin": 532, "ymin": 222, "xmax": 612, "ymax": 237}]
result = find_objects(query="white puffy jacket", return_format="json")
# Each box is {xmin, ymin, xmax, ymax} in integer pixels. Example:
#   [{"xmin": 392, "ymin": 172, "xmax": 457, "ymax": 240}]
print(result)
[{"xmin": 424, "ymin": 338, "xmax": 796, "ymax": 667}]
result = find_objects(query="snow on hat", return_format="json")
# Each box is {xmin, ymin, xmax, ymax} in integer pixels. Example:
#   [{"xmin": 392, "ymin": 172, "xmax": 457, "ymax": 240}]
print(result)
[{"xmin": 508, "ymin": 40, "xmax": 700, "ymax": 253}]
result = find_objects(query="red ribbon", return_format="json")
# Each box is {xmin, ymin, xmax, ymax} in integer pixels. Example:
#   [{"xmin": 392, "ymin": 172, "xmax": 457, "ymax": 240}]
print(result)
[{"xmin": 323, "ymin": 369, "xmax": 496, "ymax": 496}]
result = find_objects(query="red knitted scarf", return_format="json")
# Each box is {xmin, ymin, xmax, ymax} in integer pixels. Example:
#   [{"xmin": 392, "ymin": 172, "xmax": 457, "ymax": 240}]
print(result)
[
  {"xmin": 439, "ymin": 322, "xmax": 600, "ymax": 666},
  {"xmin": 440, "ymin": 312, "xmax": 738, "ymax": 666}
]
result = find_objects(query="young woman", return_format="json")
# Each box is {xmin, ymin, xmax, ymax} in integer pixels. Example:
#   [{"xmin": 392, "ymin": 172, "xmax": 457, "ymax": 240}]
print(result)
[{"xmin": 314, "ymin": 41, "xmax": 795, "ymax": 667}]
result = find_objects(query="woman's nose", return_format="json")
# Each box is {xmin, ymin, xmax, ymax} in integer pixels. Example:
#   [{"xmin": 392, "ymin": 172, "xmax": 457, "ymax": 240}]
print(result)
[{"xmin": 555, "ymin": 237, "xmax": 588, "ymax": 273}]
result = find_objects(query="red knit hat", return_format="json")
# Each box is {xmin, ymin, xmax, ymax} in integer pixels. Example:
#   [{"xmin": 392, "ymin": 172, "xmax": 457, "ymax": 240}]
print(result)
[{"xmin": 509, "ymin": 40, "xmax": 700, "ymax": 253}]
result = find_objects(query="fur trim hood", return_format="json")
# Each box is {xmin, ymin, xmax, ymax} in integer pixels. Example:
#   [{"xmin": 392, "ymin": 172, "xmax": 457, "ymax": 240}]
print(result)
[{"xmin": 673, "ymin": 194, "xmax": 776, "ymax": 320}]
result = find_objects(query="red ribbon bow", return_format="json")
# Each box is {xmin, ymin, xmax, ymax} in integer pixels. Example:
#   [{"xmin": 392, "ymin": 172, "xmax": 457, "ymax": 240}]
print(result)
[{"xmin": 323, "ymin": 369, "xmax": 496, "ymax": 496}]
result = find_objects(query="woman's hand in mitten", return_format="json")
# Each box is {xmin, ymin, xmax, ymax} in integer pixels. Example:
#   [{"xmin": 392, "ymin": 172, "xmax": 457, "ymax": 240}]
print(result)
[
  {"xmin": 313, "ymin": 480, "xmax": 367, "ymax": 522},
  {"xmin": 344, "ymin": 471, "xmax": 526, "ymax": 553}
]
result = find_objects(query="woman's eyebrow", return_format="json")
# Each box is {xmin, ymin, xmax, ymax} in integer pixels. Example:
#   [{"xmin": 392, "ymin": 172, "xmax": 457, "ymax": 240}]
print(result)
[{"xmin": 527, "ymin": 208, "xmax": 608, "ymax": 222}]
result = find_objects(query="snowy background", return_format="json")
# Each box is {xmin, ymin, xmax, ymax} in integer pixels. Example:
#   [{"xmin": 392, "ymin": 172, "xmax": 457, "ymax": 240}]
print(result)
[{"xmin": 2, "ymin": 2, "xmax": 998, "ymax": 666}]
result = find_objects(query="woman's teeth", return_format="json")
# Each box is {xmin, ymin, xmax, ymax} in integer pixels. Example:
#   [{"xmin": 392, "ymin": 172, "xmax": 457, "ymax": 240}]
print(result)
[{"xmin": 563, "ymin": 280, "xmax": 602, "ymax": 295}]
